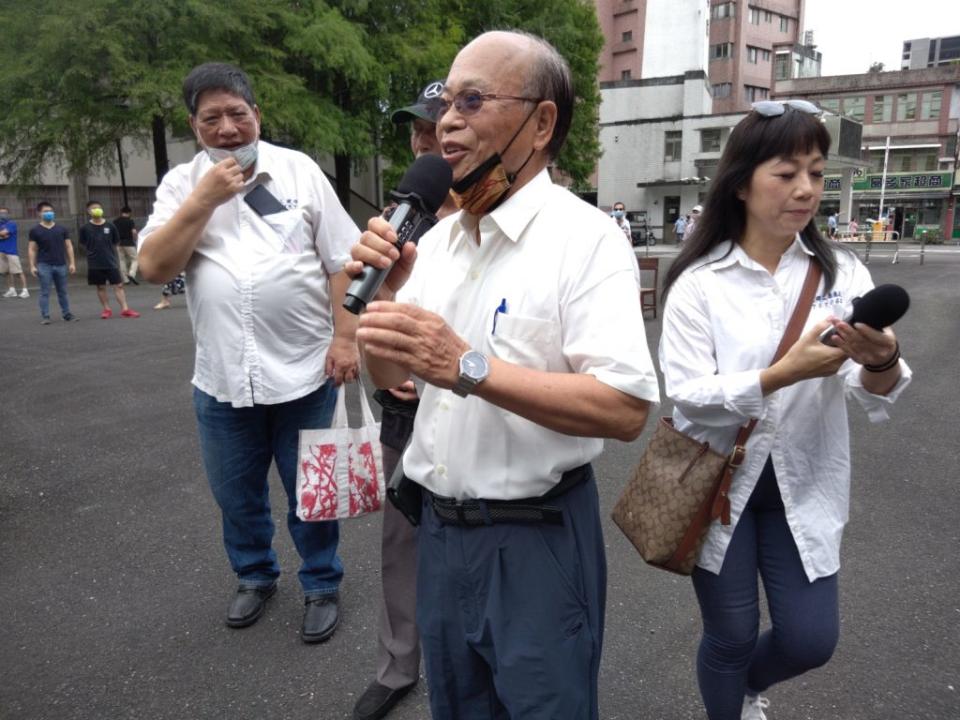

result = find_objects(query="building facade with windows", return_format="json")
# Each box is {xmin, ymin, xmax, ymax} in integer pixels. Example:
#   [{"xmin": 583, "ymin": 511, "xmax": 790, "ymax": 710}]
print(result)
[
  {"xmin": 595, "ymin": 0, "xmax": 716, "ymax": 232},
  {"xmin": 773, "ymin": 64, "xmax": 960, "ymax": 239},
  {"xmin": 708, "ymin": 0, "xmax": 804, "ymax": 113},
  {"xmin": 901, "ymin": 35, "xmax": 960, "ymax": 70}
]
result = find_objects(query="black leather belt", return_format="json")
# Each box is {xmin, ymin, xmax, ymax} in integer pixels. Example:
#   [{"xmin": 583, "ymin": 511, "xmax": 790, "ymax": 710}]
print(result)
[{"xmin": 428, "ymin": 464, "xmax": 590, "ymax": 527}]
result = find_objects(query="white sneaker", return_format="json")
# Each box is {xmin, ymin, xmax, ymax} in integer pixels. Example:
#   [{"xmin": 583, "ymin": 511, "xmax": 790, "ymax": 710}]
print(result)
[
  {"xmin": 19, "ymin": 288, "xmax": 29, "ymax": 298},
  {"xmin": 742, "ymin": 694, "xmax": 770, "ymax": 720},
  {"xmin": 3, "ymin": 287, "xmax": 16, "ymax": 298}
]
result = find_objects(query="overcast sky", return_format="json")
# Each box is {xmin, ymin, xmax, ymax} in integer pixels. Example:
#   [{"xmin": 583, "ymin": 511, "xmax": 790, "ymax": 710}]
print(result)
[{"xmin": 803, "ymin": 0, "xmax": 960, "ymax": 76}]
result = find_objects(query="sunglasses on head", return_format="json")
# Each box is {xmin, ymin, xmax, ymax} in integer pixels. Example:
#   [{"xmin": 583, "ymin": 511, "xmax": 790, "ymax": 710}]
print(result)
[{"xmin": 751, "ymin": 99, "xmax": 821, "ymax": 117}]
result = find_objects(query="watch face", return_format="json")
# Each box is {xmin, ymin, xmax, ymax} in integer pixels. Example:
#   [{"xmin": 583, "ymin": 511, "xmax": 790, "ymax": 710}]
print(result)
[{"xmin": 461, "ymin": 350, "xmax": 489, "ymax": 379}]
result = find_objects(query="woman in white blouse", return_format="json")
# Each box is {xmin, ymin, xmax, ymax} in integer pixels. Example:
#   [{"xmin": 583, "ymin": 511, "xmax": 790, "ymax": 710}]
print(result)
[{"xmin": 659, "ymin": 101, "xmax": 911, "ymax": 720}]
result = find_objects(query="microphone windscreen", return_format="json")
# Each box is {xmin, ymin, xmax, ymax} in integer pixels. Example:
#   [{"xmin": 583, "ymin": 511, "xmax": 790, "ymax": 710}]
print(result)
[
  {"xmin": 849, "ymin": 284, "xmax": 910, "ymax": 330},
  {"xmin": 394, "ymin": 154, "xmax": 453, "ymax": 214}
]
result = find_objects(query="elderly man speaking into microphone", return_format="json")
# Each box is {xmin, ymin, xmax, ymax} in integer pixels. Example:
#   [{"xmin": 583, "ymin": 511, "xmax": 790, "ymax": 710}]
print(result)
[{"xmin": 347, "ymin": 31, "xmax": 659, "ymax": 719}]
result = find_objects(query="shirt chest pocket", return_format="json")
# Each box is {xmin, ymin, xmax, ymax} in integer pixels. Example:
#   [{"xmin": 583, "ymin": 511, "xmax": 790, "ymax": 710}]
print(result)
[
  {"xmin": 485, "ymin": 313, "xmax": 558, "ymax": 372},
  {"xmin": 262, "ymin": 208, "xmax": 311, "ymax": 254}
]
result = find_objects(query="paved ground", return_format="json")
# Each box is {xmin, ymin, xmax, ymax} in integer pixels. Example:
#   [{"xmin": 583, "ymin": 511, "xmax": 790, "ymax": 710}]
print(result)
[{"xmin": 1, "ymin": 247, "xmax": 958, "ymax": 720}]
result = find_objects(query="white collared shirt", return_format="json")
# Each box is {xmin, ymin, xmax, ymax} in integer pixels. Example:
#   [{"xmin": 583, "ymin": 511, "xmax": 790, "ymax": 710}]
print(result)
[
  {"xmin": 659, "ymin": 237, "xmax": 912, "ymax": 581},
  {"xmin": 397, "ymin": 169, "xmax": 660, "ymax": 500},
  {"xmin": 140, "ymin": 141, "xmax": 360, "ymax": 408}
]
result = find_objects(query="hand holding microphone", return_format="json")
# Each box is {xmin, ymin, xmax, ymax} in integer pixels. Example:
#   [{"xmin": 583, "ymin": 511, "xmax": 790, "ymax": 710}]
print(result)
[
  {"xmin": 344, "ymin": 154, "xmax": 453, "ymax": 314},
  {"xmin": 819, "ymin": 284, "xmax": 909, "ymax": 371}
]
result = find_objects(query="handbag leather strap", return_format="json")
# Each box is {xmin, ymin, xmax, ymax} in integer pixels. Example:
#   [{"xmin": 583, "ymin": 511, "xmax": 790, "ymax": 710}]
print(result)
[{"xmin": 668, "ymin": 260, "xmax": 822, "ymax": 572}]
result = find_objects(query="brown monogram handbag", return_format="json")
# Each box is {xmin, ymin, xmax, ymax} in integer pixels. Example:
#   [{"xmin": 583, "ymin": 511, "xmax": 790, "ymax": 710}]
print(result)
[{"xmin": 612, "ymin": 261, "xmax": 821, "ymax": 575}]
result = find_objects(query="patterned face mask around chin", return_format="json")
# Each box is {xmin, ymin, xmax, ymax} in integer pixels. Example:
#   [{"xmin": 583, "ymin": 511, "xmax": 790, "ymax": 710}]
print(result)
[{"xmin": 204, "ymin": 140, "xmax": 259, "ymax": 171}]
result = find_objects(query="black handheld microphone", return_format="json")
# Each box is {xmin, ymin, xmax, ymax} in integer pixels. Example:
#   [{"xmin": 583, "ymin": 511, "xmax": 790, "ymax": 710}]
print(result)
[
  {"xmin": 818, "ymin": 283, "xmax": 910, "ymax": 345},
  {"xmin": 343, "ymin": 154, "xmax": 453, "ymax": 315}
]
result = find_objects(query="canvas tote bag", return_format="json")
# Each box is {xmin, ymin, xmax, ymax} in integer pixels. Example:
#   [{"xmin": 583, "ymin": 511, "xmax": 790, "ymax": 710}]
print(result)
[{"xmin": 296, "ymin": 380, "xmax": 385, "ymax": 521}]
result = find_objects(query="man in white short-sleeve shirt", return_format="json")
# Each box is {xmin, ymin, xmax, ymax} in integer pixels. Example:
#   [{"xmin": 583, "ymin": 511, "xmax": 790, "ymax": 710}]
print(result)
[
  {"xmin": 348, "ymin": 32, "xmax": 659, "ymax": 719},
  {"xmin": 138, "ymin": 63, "xmax": 360, "ymax": 643}
]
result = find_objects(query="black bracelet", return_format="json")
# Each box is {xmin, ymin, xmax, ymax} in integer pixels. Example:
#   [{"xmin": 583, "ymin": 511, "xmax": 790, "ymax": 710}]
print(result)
[{"xmin": 863, "ymin": 342, "xmax": 900, "ymax": 373}]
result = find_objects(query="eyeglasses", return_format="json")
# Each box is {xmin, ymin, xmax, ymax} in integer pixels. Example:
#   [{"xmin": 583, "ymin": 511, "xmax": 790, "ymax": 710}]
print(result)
[
  {"xmin": 437, "ymin": 89, "xmax": 542, "ymax": 118},
  {"xmin": 751, "ymin": 99, "xmax": 821, "ymax": 118}
]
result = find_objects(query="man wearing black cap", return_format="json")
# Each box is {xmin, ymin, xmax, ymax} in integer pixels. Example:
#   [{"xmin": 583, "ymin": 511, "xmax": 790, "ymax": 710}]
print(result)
[{"xmin": 352, "ymin": 79, "xmax": 455, "ymax": 720}]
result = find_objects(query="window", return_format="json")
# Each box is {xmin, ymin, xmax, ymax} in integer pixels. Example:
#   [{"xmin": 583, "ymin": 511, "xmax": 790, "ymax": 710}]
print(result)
[
  {"xmin": 762, "ymin": 49, "xmax": 771, "ymax": 61},
  {"xmin": 873, "ymin": 95, "xmax": 892, "ymax": 123},
  {"xmin": 700, "ymin": 129, "xmax": 722, "ymax": 152},
  {"xmin": 748, "ymin": 7, "xmax": 760, "ymax": 24},
  {"xmin": 764, "ymin": 11, "xmax": 773, "ymax": 22},
  {"xmin": 780, "ymin": 16, "xmax": 789, "ymax": 32},
  {"xmin": 774, "ymin": 53, "xmax": 791, "ymax": 80},
  {"xmin": 896, "ymin": 92, "xmax": 917, "ymax": 121},
  {"xmin": 920, "ymin": 91, "xmax": 942, "ymax": 120},
  {"xmin": 746, "ymin": 46, "xmax": 771, "ymax": 64},
  {"xmin": 744, "ymin": 85, "xmax": 769, "ymax": 102},
  {"xmin": 711, "ymin": 43, "xmax": 733, "ymax": 60},
  {"xmin": 841, "ymin": 96, "xmax": 865, "ymax": 122},
  {"xmin": 621, "ymin": 69, "xmax": 632, "ymax": 80},
  {"xmin": 664, "ymin": 131, "xmax": 682, "ymax": 162},
  {"xmin": 712, "ymin": 82, "xmax": 732, "ymax": 98},
  {"xmin": 711, "ymin": 2, "xmax": 735, "ymax": 19},
  {"xmin": 820, "ymin": 98, "xmax": 840, "ymax": 114},
  {"xmin": 622, "ymin": 31, "xmax": 632, "ymax": 42}
]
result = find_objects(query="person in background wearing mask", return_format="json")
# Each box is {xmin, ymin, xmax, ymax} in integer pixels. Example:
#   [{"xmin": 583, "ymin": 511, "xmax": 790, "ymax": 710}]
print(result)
[
  {"xmin": 673, "ymin": 213, "xmax": 687, "ymax": 245},
  {"xmin": 113, "ymin": 206, "xmax": 140, "ymax": 284},
  {"xmin": 352, "ymin": 79, "xmax": 457, "ymax": 720},
  {"xmin": 79, "ymin": 200, "xmax": 140, "ymax": 319},
  {"xmin": 612, "ymin": 201, "xmax": 631, "ymax": 243},
  {"xmin": 28, "ymin": 201, "xmax": 76, "ymax": 325},
  {"xmin": 138, "ymin": 63, "xmax": 360, "ymax": 642},
  {"xmin": 0, "ymin": 206, "xmax": 29, "ymax": 298}
]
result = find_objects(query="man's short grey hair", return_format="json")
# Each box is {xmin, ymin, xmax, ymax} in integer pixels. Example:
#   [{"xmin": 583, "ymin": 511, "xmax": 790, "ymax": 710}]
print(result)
[
  {"xmin": 515, "ymin": 32, "xmax": 574, "ymax": 160},
  {"xmin": 182, "ymin": 62, "xmax": 256, "ymax": 115}
]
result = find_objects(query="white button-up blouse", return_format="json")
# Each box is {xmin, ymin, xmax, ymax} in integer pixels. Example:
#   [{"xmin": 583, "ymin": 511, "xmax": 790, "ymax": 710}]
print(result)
[
  {"xmin": 140, "ymin": 141, "xmax": 359, "ymax": 408},
  {"xmin": 659, "ymin": 238, "xmax": 912, "ymax": 581},
  {"xmin": 398, "ymin": 170, "xmax": 661, "ymax": 501}
]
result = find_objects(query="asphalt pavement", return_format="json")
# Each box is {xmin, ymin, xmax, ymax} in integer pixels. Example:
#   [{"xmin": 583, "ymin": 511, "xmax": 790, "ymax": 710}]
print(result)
[{"xmin": 1, "ymin": 246, "xmax": 958, "ymax": 720}]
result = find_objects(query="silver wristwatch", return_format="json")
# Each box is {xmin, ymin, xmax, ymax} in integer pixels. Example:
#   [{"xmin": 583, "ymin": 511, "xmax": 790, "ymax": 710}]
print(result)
[{"xmin": 452, "ymin": 349, "xmax": 490, "ymax": 397}]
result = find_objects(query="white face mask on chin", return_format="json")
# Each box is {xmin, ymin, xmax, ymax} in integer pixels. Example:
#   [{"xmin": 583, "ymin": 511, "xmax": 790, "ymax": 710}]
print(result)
[{"xmin": 204, "ymin": 140, "xmax": 259, "ymax": 171}]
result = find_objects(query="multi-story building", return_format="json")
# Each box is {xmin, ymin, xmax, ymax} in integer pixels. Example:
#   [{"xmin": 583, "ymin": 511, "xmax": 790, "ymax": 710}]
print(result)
[
  {"xmin": 901, "ymin": 35, "xmax": 960, "ymax": 70},
  {"xmin": 595, "ymin": 0, "xmax": 717, "ymax": 231},
  {"xmin": 708, "ymin": 0, "xmax": 804, "ymax": 112},
  {"xmin": 773, "ymin": 64, "xmax": 960, "ymax": 239},
  {"xmin": 594, "ymin": 0, "xmax": 815, "ymax": 234}
]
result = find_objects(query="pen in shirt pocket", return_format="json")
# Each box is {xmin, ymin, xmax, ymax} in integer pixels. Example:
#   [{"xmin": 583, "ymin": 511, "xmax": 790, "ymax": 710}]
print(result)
[{"xmin": 492, "ymin": 298, "xmax": 508, "ymax": 335}]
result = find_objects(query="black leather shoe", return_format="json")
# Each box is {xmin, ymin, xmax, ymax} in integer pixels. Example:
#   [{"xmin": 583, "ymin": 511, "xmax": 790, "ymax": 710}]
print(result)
[
  {"xmin": 225, "ymin": 583, "xmax": 277, "ymax": 628},
  {"xmin": 353, "ymin": 680, "xmax": 417, "ymax": 720},
  {"xmin": 301, "ymin": 593, "xmax": 339, "ymax": 643}
]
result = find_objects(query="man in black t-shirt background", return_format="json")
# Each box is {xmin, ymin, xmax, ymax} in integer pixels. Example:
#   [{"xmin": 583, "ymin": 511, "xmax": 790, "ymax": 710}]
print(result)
[
  {"xmin": 79, "ymin": 200, "xmax": 140, "ymax": 319},
  {"xmin": 28, "ymin": 201, "xmax": 76, "ymax": 325},
  {"xmin": 113, "ymin": 206, "xmax": 140, "ymax": 285}
]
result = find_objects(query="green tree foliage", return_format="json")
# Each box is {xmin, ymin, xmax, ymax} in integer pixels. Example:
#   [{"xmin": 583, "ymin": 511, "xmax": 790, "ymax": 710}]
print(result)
[{"xmin": 0, "ymin": 0, "xmax": 602, "ymax": 201}]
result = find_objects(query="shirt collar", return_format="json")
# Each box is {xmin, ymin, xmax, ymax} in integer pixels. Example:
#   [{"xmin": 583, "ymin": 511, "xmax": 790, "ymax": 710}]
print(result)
[
  {"xmin": 708, "ymin": 233, "xmax": 814, "ymax": 272},
  {"xmin": 447, "ymin": 168, "xmax": 552, "ymax": 249}
]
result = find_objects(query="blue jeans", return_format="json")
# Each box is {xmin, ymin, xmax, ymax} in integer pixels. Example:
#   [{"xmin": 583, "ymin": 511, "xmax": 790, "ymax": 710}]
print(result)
[
  {"xmin": 692, "ymin": 458, "xmax": 839, "ymax": 720},
  {"xmin": 193, "ymin": 380, "xmax": 343, "ymax": 596},
  {"xmin": 37, "ymin": 262, "xmax": 71, "ymax": 319},
  {"xmin": 416, "ymin": 468, "xmax": 605, "ymax": 720}
]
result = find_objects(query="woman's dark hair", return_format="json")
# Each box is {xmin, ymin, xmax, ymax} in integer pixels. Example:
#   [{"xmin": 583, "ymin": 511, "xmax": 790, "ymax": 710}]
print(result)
[
  {"xmin": 182, "ymin": 62, "xmax": 255, "ymax": 116},
  {"xmin": 663, "ymin": 108, "xmax": 842, "ymax": 297}
]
